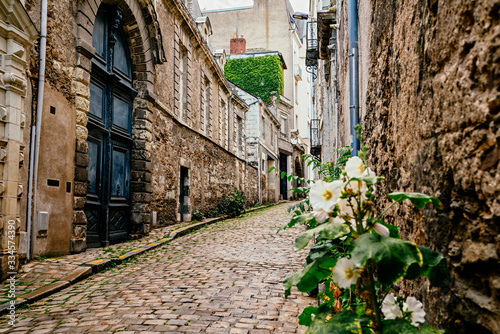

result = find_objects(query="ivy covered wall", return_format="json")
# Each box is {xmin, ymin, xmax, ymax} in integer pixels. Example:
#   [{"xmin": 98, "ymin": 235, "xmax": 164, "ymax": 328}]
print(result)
[{"xmin": 225, "ymin": 55, "xmax": 284, "ymax": 105}]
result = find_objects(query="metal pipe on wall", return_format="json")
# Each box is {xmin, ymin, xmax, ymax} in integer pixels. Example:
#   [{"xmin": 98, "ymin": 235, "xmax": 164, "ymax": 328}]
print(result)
[
  {"xmin": 27, "ymin": 0, "xmax": 48, "ymax": 260},
  {"xmin": 348, "ymin": 0, "xmax": 360, "ymax": 156}
]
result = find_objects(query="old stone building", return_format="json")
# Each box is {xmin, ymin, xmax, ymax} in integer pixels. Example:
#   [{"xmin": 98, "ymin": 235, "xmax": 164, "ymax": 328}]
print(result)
[
  {"xmin": 309, "ymin": 0, "xmax": 499, "ymax": 332},
  {"xmin": 205, "ymin": 0, "xmax": 313, "ymax": 200},
  {"xmin": 229, "ymin": 82, "xmax": 280, "ymax": 204},
  {"xmin": 0, "ymin": 0, "xmax": 37, "ymax": 280},
  {"xmin": 0, "ymin": 0, "xmax": 271, "ymax": 277}
]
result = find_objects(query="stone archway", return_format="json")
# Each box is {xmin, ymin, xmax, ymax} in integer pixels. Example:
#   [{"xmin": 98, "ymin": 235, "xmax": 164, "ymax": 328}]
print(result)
[{"xmin": 71, "ymin": 0, "xmax": 165, "ymax": 252}]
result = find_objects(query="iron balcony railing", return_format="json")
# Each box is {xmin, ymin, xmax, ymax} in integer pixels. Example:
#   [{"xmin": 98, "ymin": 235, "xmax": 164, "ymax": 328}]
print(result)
[
  {"xmin": 306, "ymin": 21, "xmax": 319, "ymax": 68},
  {"xmin": 310, "ymin": 118, "xmax": 321, "ymax": 149}
]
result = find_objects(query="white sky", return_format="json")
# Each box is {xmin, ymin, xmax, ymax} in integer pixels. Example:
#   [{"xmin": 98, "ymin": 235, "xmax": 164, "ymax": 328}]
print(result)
[{"xmin": 198, "ymin": 0, "xmax": 309, "ymax": 13}]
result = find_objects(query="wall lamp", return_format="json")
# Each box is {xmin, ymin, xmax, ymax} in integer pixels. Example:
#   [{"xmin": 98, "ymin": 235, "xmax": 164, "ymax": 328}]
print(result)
[{"xmin": 292, "ymin": 12, "xmax": 309, "ymax": 20}]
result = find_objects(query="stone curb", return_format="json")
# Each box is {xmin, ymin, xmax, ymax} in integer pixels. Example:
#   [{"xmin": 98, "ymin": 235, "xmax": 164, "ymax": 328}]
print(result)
[{"xmin": 0, "ymin": 201, "xmax": 285, "ymax": 315}]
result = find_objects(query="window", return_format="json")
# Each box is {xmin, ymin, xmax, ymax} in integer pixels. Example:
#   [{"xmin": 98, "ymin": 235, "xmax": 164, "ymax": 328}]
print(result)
[
  {"xmin": 200, "ymin": 75, "xmax": 210, "ymax": 134},
  {"xmin": 262, "ymin": 116, "xmax": 266, "ymax": 142},
  {"xmin": 271, "ymin": 126, "xmax": 274, "ymax": 147},
  {"xmin": 237, "ymin": 116, "xmax": 243, "ymax": 154},
  {"xmin": 220, "ymin": 98, "xmax": 226, "ymax": 146},
  {"xmin": 178, "ymin": 44, "xmax": 188, "ymax": 121}
]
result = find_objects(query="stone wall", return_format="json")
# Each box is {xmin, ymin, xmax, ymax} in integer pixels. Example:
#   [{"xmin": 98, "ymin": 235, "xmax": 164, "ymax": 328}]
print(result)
[
  {"xmin": 334, "ymin": 0, "xmax": 499, "ymax": 332},
  {"xmin": 151, "ymin": 104, "xmax": 258, "ymax": 223},
  {"xmin": 18, "ymin": 0, "xmax": 261, "ymax": 257}
]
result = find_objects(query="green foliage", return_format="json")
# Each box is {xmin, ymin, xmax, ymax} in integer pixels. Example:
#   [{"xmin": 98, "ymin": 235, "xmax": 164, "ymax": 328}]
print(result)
[
  {"xmin": 383, "ymin": 319, "xmax": 445, "ymax": 333},
  {"xmin": 280, "ymin": 128, "xmax": 448, "ymax": 333},
  {"xmin": 388, "ymin": 192, "xmax": 444, "ymax": 210},
  {"xmin": 209, "ymin": 189, "xmax": 246, "ymax": 218},
  {"xmin": 225, "ymin": 55, "xmax": 284, "ymax": 104},
  {"xmin": 303, "ymin": 146, "xmax": 351, "ymax": 180},
  {"xmin": 306, "ymin": 310, "xmax": 363, "ymax": 334},
  {"xmin": 192, "ymin": 210, "xmax": 204, "ymax": 221},
  {"xmin": 295, "ymin": 222, "xmax": 350, "ymax": 251},
  {"xmin": 351, "ymin": 234, "xmax": 423, "ymax": 285}
]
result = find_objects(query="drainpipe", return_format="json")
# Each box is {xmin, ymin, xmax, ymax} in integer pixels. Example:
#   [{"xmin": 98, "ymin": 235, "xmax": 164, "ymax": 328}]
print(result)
[
  {"xmin": 27, "ymin": 0, "xmax": 48, "ymax": 260},
  {"xmin": 348, "ymin": 0, "xmax": 360, "ymax": 156}
]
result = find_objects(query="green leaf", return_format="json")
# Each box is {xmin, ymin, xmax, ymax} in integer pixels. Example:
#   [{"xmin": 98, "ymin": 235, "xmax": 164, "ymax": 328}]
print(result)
[
  {"xmin": 388, "ymin": 192, "xmax": 444, "ymax": 210},
  {"xmin": 306, "ymin": 310, "xmax": 362, "ymax": 334},
  {"xmin": 351, "ymin": 176, "xmax": 378, "ymax": 186},
  {"xmin": 405, "ymin": 245, "xmax": 449, "ymax": 287},
  {"xmin": 283, "ymin": 257, "xmax": 332, "ymax": 296},
  {"xmin": 295, "ymin": 223, "xmax": 350, "ymax": 251},
  {"xmin": 299, "ymin": 306, "xmax": 319, "ymax": 326},
  {"xmin": 383, "ymin": 318, "xmax": 444, "ymax": 333},
  {"xmin": 280, "ymin": 171, "xmax": 287, "ymax": 179},
  {"xmin": 377, "ymin": 221, "xmax": 400, "ymax": 238},
  {"xmin": 297, "ymin": 258, "xmax": 333, "ymax": 293},
  {"xmin": 279, "ymin": 212, "xmax": 314, "ymax": 233},
  {"xmin": 283, "ymin": 262, "xmax": 313, "ymax": 297},
  {"xmin": 268, "ymin": 166, "xmax": 276, "ymax": 173},
  {"xmin": 382, "ymin": 318, "xmax": 420, "ymax": 333},
  {"xmin": 351, "ymin": 234, "xmax": 423, "ymax": 285},
  {"xmin": 299, "ymin": 304, "xmax": 333, "ymax": 326},
  {"xmin": 306, "ymin": 239, "xmax": 338, "ymax": 262}
]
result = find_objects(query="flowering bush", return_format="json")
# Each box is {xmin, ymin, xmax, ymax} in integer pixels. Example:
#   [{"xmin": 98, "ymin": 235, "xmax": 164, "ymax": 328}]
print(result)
[{"xmin": 282, "ymin": 128, "xmax": 448, "ymax": 333}]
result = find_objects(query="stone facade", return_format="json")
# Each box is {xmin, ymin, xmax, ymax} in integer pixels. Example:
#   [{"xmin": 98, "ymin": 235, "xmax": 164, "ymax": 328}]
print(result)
[
  {"xmin": 0, "ymin": 0, "xmax": 37, "ymax": 279},
  {"xmin": 206, "ymin": 0, "xmax": 313, "ymax": 194},
  {"xmin": 311, "ymin": 0, "xmax": 500, "ymax": 332},
  {"xmin": 4, "ymin": 0, "xmax": 260, "ymax": 266},
  {"xmin": 230, "ymin": 83, "xmax": 280, "ymax": 204}
]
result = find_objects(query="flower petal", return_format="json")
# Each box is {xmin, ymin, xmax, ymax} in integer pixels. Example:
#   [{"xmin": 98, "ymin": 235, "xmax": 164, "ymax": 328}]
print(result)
[
  {"xmin": 373, "ymin": 223, "xmax": 390, "ymax": 237},
  {"xmin": 345, "ymin": 156, "xmax": 365, "ymax": 178}
]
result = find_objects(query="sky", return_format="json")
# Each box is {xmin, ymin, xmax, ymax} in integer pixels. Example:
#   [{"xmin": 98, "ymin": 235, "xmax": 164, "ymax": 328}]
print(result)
[{"xmin": 198, "ymin": 0, "xmax": 309, "ymax": 13}]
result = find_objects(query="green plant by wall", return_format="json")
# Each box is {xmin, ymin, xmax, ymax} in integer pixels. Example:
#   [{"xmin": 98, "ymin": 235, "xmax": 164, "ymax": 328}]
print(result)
[
  {"xmin": 209, "ymin": 189, "xmax": 246, "ymax": 218},
  {"xmin": 225, "ymin": 55, "xmax": 284, "ymax": 105}
]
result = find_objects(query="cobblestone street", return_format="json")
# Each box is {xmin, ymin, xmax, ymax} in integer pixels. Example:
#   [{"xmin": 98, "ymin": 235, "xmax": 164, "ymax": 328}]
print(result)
[{"xmin": 0, "ymin": 203, "xmax": 315, "ymax": 333}]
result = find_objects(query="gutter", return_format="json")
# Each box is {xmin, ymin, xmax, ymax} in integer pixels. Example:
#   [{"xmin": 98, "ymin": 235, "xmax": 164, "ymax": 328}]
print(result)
[{"xmin": 26, "ymin": 0, "xmax": 47, "ymax": 260}]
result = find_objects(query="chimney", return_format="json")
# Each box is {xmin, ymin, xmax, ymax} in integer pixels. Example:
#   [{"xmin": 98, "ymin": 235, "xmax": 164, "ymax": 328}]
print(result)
[{"xmin": 230, "ymin": 35, "xmax": 246, "ymax": 55}]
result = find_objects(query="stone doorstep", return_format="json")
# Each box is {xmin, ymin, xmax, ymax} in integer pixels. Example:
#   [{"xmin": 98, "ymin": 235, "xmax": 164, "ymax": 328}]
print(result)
[{"xmin": 0, "ymin": 202, "xmax": 285, "ymax": 316}]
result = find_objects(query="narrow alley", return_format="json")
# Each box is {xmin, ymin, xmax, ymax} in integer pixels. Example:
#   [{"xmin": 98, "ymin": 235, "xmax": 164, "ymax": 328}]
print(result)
[{"xmin": 0, "ymin": 204, "xmax": 315, "ymax": 333}]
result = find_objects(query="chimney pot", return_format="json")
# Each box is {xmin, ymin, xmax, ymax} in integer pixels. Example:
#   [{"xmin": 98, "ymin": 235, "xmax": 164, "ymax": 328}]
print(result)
[{"xmin": 230, "ymin": 36, "xmax": 246, "ymax": 55}]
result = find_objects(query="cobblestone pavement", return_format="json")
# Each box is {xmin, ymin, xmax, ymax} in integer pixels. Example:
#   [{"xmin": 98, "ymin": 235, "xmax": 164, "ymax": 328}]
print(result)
[
  {"xmin": 0, "ymin": 221, "xmax": 196, "ymax": 304},
  {"xmin": 0, "ymin": 203, "xmax": 315, "ymax": 333}
]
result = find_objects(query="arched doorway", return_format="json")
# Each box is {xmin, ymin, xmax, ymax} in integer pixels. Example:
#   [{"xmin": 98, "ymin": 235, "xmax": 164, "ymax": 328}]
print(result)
[{"xmin": 85, "ymin": 5, "xmax": 136, "ymax": 247}]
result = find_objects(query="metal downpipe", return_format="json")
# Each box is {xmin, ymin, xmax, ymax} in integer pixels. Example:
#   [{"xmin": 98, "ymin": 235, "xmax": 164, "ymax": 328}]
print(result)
[
  {"xmin": 27, "ymin": 0, "xmax": 48, "ymax": 260},
  {"xmin": 348, "ymin": 0, "xmax": 360, "ymax": 156}
]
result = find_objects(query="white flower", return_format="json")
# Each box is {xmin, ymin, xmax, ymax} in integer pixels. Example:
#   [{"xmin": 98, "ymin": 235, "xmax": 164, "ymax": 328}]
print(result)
[
  {"xmin": 331, "ymin": 258, "xmax": 359, "ymax": 288},
  {"xmin": 404, "ymin": 297, "xmax": 426, "ymax": 327},
  {"xmin": 381, "ymin": 293, "xmax": 402, "ymax": 320},
  {"xmin": 364, "ymin": 167, "xmax": 376, "ymax": 178},
  {"xmin": 345, "ymin": 156, "xmax": 365, "ymax": 178},
  {"xmin": 313, "ymin": 209, "xmax": 330, "ymax": 223},
  {"xmin": 310, "ymin": 180, "xmax": 343, "ymax": 212},
  {"xmin": 330, "ymin": 216, "xmax": 345, "ymax": 225},
  {"xmin": 373, "ymin": 223, "xmax": 390, "ymax": 237}
]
